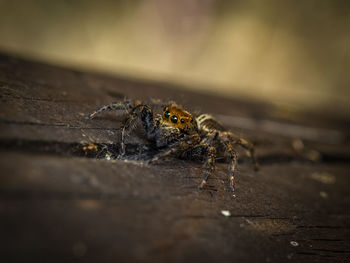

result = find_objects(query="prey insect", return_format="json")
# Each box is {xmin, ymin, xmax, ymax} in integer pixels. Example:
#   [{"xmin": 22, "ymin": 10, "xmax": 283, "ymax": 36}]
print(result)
[{"xmin": 88, "ymin": 100, "xmax": 259, "ymax": 191}]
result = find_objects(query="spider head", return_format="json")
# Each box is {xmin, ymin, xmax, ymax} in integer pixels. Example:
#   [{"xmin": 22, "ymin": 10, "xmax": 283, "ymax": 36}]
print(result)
[{"xmin": 162, "ymin": 104, "xmax": 195, "ymax": 131}]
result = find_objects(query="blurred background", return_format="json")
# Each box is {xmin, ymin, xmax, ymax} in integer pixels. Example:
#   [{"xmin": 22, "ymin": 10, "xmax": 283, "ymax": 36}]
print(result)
[{"xmin": 0, "ymin": 0, "xmax": 349, "ymax": 117}]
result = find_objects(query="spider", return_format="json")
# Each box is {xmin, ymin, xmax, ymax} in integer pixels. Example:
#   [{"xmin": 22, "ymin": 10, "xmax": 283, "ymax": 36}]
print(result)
[{"xmin": 88, "ymin": 99, "xmax": 259, "ymax": 191}]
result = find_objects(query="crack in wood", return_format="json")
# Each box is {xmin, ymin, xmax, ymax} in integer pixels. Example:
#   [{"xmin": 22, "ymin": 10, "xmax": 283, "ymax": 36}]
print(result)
[
  {"xmin": 0, "ymin": 189, "xmax": 164, "ymax": 201},
  {"xmin": 297, "ymin": 225, "xmax": 350, "ymax": 229},
  {"xmin": 1, "ymin": 94, "xmax": 81, "ymax": 103},
  {"xmin": 0, "ymin": 138, "xmax": 156, "ymax": 160},
  {"xmin": 1, "ymin": 137, "xmax": 350, "ymax": 166},
  {"xmin": 311, "ymin": 248, "xmax": 350, "ymax": 254},
  {"xmin": 0, "ymin": 119, "xmax": 120, "ymax": 130},
  {"xmin": 296, "ymin": 252, "xmax": 336, "ymax": 258},
  {"xmin": 310, "ymin": 238, "xmax": 345, "ymax": 242}
]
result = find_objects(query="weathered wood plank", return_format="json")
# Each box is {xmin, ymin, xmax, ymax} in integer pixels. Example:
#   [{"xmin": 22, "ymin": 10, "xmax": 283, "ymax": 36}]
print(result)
[{"xmin": 0, "ymin": 53, "xmax": 349, "ymax": 262}]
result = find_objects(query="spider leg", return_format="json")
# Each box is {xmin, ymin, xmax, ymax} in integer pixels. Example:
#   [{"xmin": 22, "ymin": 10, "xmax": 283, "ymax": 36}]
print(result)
[
  {"xmin": 149, "ymin": 98, "xmax": 177, "ymax": 107},
  {"xmin": 198, "ymin": 145, "xmax": 216, "ymax": 190},
  {"xmin": 226, "ymin": 132, "xmax": 259, "ymax": 171},
  {"xmin": 148, "ymin": 134, "xmax": 200, "ymax": 164},
  {"xmin": 88, "ymin": 101, "xmax": 132, "ymax": 119},
  {"xmin": 223, "ymin": 141, "xmax": 238, "ymax": 192},
  {"xmin": 120, "ymin": 104, "xmax": 156, "ymax": 156},
  {"xmin": 89, "ymin": 101, "xmax": 157, "ymax": 156},
  {"xmin": 120, "ymin": 111, "xmax": 138, "ymax": 156},
  {"xmin": 188, "ymin": 131, "xmax": 219, "ymax": 190},
  {"xmin": 237, "ymin": 137, "xmax": 259, "ymax": 171}
]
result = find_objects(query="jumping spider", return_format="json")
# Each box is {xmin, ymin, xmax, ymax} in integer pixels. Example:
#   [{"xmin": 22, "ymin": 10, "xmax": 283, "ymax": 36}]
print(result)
[{"xmin": 89, "ymin": 100, "xmax": 259, "ymax": 191}]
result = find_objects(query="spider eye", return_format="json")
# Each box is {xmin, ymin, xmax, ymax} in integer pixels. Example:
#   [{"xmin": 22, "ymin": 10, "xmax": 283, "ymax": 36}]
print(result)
[
  {"xmin": 171, "ymin": 115, "xmax": 178, "ymax": 123},
  {"xmin": 180, "ymin": 118, "xmax": 185, "ymax": 123},
  {"xmin": 164, "ymin": 111, "xmax": 170, "ymax": 118}
]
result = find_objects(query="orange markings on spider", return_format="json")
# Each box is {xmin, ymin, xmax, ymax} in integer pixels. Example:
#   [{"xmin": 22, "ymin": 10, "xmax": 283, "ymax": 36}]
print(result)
[
  {"xmin": 162, "ymin": 105, "xmax": 194, "ymax": 129},
  {"xmin": 82, "ymin": 143, "xmax": 98, "ymax": 152}
]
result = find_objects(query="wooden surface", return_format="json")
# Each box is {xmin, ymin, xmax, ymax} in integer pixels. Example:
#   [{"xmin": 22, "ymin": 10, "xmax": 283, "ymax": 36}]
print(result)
[{"xmin": 0, "ymin": 54, "xmax": 349, "ymax": 262}]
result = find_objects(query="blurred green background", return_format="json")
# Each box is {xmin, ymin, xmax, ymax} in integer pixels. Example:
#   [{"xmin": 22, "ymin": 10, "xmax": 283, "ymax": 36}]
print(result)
[{"xmin": 0, "ymin": 0, "xmax": 349, "ymax": 117}]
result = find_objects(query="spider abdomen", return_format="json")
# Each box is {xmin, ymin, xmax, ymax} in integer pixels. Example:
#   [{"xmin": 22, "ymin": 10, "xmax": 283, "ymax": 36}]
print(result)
[{"xmin": 196, "ymin": 114, "xmax": 226, "ymax": 132}]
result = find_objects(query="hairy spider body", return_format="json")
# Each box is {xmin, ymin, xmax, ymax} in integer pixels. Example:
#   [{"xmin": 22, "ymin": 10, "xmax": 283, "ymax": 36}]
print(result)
[{"xmin": 89, "ymin": 100, "xmax": 259, "ymax": 191}]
